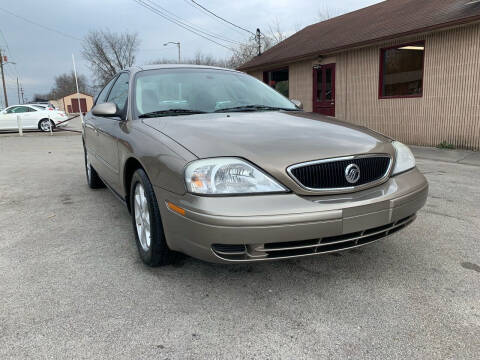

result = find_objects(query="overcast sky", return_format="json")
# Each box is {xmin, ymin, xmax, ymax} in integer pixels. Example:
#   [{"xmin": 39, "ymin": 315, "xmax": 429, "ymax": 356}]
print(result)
[{"xmin": 0, "ymin": 0, "xmax": 382, "ymax": 105}]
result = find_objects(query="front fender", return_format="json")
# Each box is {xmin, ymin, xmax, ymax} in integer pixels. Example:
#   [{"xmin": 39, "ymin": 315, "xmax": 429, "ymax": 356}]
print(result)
[{"xmin": 118, "ymin": 121, "xmax": 197, "ymax": 198}]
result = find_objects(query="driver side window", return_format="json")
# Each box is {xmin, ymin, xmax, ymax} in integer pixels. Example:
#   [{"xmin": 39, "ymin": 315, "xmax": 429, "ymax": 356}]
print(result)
[
  {"xmin": 95, "ymin": 76, "xmax": 118, "ymax": 105},
  {"xmin": 107, "ymin": 72, "xmax": 129, "ymax": 116}
]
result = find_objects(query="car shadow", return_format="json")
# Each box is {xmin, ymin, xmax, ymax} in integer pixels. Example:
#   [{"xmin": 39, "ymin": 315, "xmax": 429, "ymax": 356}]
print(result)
[{"xmin": 144, "ymin": 234, "xmax": 420, "ymax": 294}]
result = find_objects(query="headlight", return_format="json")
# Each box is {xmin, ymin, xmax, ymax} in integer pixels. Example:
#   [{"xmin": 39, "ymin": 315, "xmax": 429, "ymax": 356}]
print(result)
[
  {"xmin": 392, "ymin": 141, "xmax": 415, "ymax": 175},
  {"xmin": 185, "ymin": 157, "xmax": 287, "ymax": 195}
]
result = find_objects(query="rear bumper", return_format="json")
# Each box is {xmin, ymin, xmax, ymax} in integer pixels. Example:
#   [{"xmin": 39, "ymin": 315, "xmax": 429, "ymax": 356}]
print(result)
[{"xmin": 155, "ymin": 168, "xmax": 428, "ymax": 263}]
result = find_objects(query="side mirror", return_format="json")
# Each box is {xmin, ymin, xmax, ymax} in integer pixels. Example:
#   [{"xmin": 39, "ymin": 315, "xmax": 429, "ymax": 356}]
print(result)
[
  {"xmin": 91, "ymin": 102, "xmax": 118, "ymax": 117},
  {"xmin": 290, "ymin": 99, "xmax": 303, "ymax": 109}
]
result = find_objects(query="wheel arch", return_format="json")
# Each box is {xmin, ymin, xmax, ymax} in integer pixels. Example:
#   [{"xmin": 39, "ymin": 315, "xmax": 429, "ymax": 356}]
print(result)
[
  {"xmin": 123, "ymin": 156, "xmax": 146, "ymax": 213},
  {"xmin": 38, "ymin": 118, "xmax": 54, "ymax": 130}
]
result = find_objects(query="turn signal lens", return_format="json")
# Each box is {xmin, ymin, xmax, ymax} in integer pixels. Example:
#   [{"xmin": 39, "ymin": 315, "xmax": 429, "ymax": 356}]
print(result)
[{"xmin": 166, "ymin": 202, "xmax": 186, "ymax": 216}]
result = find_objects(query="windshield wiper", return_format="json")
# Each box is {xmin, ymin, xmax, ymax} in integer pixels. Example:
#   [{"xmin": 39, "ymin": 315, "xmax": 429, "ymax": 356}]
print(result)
[
  {"xmin": 214, "ymin": 105, "xmax": 300, "ymax": 113},
  {"xmin": 139, "ymin": 109, "xmax": 206, "ymax": 118}
]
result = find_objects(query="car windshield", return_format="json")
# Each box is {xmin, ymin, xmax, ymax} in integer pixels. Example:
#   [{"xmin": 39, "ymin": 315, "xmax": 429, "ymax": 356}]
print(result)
[{"xmin": 134, "ymin": 68, "xmax": 299, "ymax": 117}]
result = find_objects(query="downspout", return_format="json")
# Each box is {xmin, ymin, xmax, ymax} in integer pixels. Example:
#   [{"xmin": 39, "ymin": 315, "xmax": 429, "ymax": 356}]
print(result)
[{"xmin": 345, "ymin": 51, "xmax": 349, "ymax": 121}]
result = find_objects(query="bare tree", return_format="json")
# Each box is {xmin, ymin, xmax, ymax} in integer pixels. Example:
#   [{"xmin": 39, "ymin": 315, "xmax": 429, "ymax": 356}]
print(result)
[
  {"xmin": 294, "ymin": 22, "xmax": 305, "ymax": 32},
  {"xmin": 52, "ymin": 71, "xmax": 89, "ymax": 98},
  {"xmin": 268, "ymin": 18, "xmax": 287, "ymax": 45},
  {"xmin": 227, "ymin": 21, "xmax": 286, "ymax": 69},
  {"xmin": 82, "ymin": 30, "xmax": 139, "ymax": 85},
  {"xmin": 34, "ymin": 71, "xmax": 89, "ymax": 100},
  {"xmin": 317, "ymin": 2, "xmax": 343, "ymax": 21},
  {"xmin": 150, "ymin": 51, "xmax": 228, "ymax": 67}
]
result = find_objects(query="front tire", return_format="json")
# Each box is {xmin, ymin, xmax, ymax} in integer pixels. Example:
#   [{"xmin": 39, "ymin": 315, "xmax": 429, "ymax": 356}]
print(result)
[
  {"xmin": 130, "ymin": 169, "xmax": 175, "ymax": 266},
  {"xmin": 84, "ymin": 147, "xmax": 105, "ymax": 189},
  {"xmin": 39, "ymin": 119, "xmax": 54, "ymax": 132}
]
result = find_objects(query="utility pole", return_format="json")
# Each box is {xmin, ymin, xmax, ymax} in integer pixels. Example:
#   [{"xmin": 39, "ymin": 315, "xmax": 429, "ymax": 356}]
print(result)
[
  {"xmin": 0, "ymin": 49, "xmax": 8, "ymax": 107},
  {"xmin": 20, "ymin": 87, "xmax": 24, "ymax": 104},
  {"xmin": 17, "ymin": 77, "xmax": 20, "ymax": 104},
  {"xmin": 72, "ymin": 54, "xmax": 83, "ymax": 122},
  {"xmin": 256, "ymin": 28, "xmax": 262, "ymax": 56},
  {"xmin": 163, "ymin": 42, "xmax": 181, "ymax": 63}
]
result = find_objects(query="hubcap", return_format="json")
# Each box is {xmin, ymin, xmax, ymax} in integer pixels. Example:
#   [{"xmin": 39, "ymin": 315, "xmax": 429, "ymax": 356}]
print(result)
[
  {"xmin": 41, "ymin": 120, "xmax": 50, "ymax": 131},
  {"xmin": 134, "ymin": 183, "xmax": 151, "ymax": 251}
]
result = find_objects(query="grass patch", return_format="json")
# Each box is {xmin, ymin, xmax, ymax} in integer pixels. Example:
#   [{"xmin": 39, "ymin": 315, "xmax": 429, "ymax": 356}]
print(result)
[{"xmin": 437, "ymin": 141, "xmax": 456, "ymax": 150}]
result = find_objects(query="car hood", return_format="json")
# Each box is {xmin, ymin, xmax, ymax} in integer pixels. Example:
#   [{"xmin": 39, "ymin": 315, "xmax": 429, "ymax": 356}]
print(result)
[{"xmin": 143, "ymin": 111, "xmax": 395, "ymax": 195}]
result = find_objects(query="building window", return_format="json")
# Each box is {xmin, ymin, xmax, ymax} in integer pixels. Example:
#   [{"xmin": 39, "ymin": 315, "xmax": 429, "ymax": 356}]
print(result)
[
  {"xmin": 379, "ymin": 42, "xmax": 425, "ymax": 98},
  {"xmin": 263, "ymin": 68, "xmax": 289, "ymax": 97}
]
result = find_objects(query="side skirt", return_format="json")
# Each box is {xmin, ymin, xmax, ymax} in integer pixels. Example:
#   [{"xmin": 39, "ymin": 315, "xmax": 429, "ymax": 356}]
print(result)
[{"xmin": 100, "ymin": 176, "xmax": 129, "ymax": 211}]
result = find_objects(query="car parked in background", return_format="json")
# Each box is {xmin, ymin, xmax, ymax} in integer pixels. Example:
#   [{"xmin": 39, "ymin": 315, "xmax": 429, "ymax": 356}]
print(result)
[
  {"xmin": 83, "ymin": 64, "xmax": 428, "ymax": 267},
  {"xmin": 0, "ymin": 104, "xmax": 67, "ymax": 132},
  {"xmin": 31, "ymin": 103, "xmax": 57, "ymax": 111}
]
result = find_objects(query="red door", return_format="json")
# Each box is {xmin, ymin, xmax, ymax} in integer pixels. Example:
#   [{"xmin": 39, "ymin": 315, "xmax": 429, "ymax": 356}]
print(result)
[
  {"xmin": 313, "ymin": 64, "xmax": 335, "ymax": 116},
  {"xmin": 71, "ymin": 98, "xmax": 80, "ymax": 113},
  {"xmin": 80, "ymin": 98, "xmax": 87, "ymax": 113}
]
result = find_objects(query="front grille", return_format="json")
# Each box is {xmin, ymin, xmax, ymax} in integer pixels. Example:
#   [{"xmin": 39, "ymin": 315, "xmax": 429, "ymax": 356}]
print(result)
[
  {"xmin": 288, "ymin": 155, "xmax": 391, "ymax": 190},
  {"xmin": 211, "ymin": 215, "xmax": 416, "ymax": 261}
]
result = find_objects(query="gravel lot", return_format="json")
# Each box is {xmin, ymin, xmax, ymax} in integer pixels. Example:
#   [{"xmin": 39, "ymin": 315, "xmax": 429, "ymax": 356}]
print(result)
[{"xmin": 1, "ymin": 131, "xmax": 479, "ymax": 359}]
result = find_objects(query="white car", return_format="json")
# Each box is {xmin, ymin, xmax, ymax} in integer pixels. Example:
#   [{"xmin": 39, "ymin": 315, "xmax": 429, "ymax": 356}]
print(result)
[
  {"xmin": 31, "ymin": 103, "xmax": 57, "ymax": 110},
  {"xmin": 0, "ymin": 104, "xmax": 67, "ymax": 132}
]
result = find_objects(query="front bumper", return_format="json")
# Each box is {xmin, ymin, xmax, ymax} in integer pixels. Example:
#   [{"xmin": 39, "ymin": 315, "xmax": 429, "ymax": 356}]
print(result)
[{"xmin": 155, "ymin": 168, "xmax": 428, "ymax": 263}]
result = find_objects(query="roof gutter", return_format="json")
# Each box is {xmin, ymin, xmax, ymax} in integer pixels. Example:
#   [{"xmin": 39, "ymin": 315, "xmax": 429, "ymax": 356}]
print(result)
[{"xmin": 238, "ymin": 15, "xmax": 480, "ymax": 72}]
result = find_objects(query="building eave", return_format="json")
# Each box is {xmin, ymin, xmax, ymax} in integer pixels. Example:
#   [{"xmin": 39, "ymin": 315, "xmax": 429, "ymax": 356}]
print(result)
[{"xmin": 238, "ymin": 15, "xmax": 480, "ymax": 72}]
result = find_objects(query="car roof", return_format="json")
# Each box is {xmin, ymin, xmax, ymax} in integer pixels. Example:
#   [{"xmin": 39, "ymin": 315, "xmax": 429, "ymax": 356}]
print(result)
[
  {"xmin": 128, "ymin": 64, "xmax": 242, "ymax": 74},
  {"xmin": 6, "ymin": 104, "xmax": 34, "ymax": 108}
]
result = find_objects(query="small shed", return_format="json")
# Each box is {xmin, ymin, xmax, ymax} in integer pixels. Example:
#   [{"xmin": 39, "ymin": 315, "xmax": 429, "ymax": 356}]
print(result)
[{"xmin": 61, "ymin": 92, "xmax": 94, "ymax": 114}]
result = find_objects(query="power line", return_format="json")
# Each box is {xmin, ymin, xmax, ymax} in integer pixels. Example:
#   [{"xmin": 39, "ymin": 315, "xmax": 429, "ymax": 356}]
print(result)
[
  {"xmin": 0, "ymin": 7, "xmax": 81, "ymax": 41},
  {"xmin": 0, "ymin": 28, "xmax": 24, "ymax": 103},
  {"xmin": 0, "ymin": 29, "xmax": 19, "ymax": 77},
  {"xmin": 182, "ymin": 0, "xmax": 245, "ymax": 36},
  {"xmin": 190, "ymin": 1, "xmax": 255, "ymax": 36},
  {"xmin": 134, "ymin": 0, "xmax": 236, "ymax": 49},
  {"xmin": 132, "ymin": 0, "xmax": 235, "ymax": 51},
  {"xmin": 147, "ymin": 0, "xmax": 243, "ymax": 45}
]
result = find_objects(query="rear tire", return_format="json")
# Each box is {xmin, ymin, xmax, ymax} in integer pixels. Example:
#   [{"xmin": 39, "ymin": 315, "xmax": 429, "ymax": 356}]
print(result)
[
  {"xmin": 39, "ymin": 118, "xmax": 54, "ymax": 132},
  {"xmin": 84, "ymin": 147, "xmax": 105, "ymax": 189},
  {"xmin": 130, "ymin": 169, "xmax": 176, "ymax": 266}
]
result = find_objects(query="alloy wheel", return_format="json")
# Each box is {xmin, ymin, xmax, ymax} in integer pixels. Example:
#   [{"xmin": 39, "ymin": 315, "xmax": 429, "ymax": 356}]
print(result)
[
  {"xmin": 40, "ymin": 120, "xmax": 51, "ymax": 132},
  {"xmin": 86, "ymin": 155, "xmax": 92, "ymax": 182},
  {"xmin": 134, "ymin": 183, "xmax": 151, "ymax": 251}
]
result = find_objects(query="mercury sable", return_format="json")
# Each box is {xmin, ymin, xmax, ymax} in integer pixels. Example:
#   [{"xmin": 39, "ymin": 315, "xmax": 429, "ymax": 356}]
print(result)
[{"xmin": 82, "ymin": 65, "xmax": 428, "ymax": 266}]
